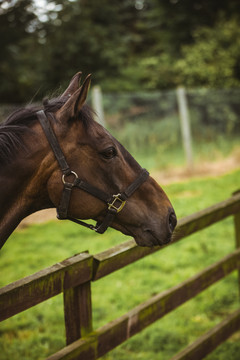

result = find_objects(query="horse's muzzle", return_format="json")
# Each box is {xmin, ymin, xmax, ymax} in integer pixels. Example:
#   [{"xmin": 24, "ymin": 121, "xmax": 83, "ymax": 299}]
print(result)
[{"xmin": 134, "ymin": 208, "xmax": 177, "ymax": 247}]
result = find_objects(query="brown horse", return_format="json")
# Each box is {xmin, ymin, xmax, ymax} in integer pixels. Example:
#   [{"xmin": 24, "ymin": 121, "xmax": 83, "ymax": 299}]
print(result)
[{"xmin": 0, "ymin": 72, "xmax": 176, "ymax": 249}]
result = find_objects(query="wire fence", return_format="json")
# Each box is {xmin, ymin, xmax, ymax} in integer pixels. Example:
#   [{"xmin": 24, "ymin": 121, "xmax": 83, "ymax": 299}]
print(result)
[
  {"xmin": 1, "ymin": 87, "xmax": 240, "ymax": 169},
  {"xmin": 102, "ymin": 88, "xmax": 239, "ymax": 140},
  {"xmin": 101, "ymin": 88, "xmax": 240, "ymax": 168}
]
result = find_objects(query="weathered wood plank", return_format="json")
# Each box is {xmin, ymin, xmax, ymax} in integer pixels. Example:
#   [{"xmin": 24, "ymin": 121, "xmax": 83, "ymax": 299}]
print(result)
[
  {"xmin": 170, "ymin": 309, "xmax": 240, "ymax": 360},
  {"xmin": 46, "ymin": 248, "xmax": 240, "ymax": 360},
  {"xmin": 93, "ymin": 193, "xmax": 240, "ymax": 280},
  {"xmin": 93, "ymin": 239, "xmax": 159, "ymax": 280},
  {"xmin": 124, "ymin": 248, "xmax": 240, "ymax": 339},
  {"xmin": 175, "ymin": 192, "xmax": 240, "ymax": 240},
  {"xmin": 46, "ymin": 336, "xmax": 98, "ymax": 360},
  {"xmin": 0, "ymin": 253, "xmax": 93, "ymax": 322},
  {"xmin": 64, "ymin": 281, "xmax": 93, "ymax": 346}
]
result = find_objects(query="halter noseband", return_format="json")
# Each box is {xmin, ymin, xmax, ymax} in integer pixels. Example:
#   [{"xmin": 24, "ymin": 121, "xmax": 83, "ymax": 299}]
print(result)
[{"xmin": 36, "ymin": 110, "xmax": 149, "ymax": 234}]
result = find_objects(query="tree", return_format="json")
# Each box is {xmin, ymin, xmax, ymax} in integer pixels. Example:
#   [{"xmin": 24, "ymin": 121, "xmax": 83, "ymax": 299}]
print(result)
[
  {"xmin": 0, "ymin": 0, "xmax": 42, "ymax": 102},
  {"xmin": 121, "ymin": 0, "xmax": 240, "ymax": 90},
  {"xmin": 40, "ymin": 0, "xmax": 143, "ymax": 91},
  {"xmin": 176, "ymin": 16, "xmax": 240, "ymax": 88},
  {"xmin": 1, "ymin": 0, "xmax": 240, "ymax": 102}
]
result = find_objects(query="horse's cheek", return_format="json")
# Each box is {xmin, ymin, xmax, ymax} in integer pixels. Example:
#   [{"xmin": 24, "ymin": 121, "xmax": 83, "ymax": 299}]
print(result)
[
  {"xmin": 46, "ymin": 173, "xmax": 64, "ymax": 207},
  {"xmin": 68, "ymin": 192, "xmax": 104, "ymax": 219}
]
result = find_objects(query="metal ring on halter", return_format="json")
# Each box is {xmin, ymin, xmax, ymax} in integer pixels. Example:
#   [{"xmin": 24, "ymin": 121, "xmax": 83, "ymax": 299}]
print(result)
[{"xmin": 62, "ymin": 171, "xmax": 78, "ymax": 185}]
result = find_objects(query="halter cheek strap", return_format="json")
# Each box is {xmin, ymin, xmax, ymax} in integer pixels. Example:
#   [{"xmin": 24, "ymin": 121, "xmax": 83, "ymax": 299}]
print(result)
[{"xmin": 36, "ymin": 110, "xmax": 149, "ymax": 234}]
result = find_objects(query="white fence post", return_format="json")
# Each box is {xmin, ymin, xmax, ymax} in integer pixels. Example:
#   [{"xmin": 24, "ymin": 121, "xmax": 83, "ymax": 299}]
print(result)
[
  {"xmin": 176, "ymin": 86, "xmax": 194, "ymax": 169},
  {"xmin": 92, "ymin": 85, "xmax": 105, "ymax": 127}
]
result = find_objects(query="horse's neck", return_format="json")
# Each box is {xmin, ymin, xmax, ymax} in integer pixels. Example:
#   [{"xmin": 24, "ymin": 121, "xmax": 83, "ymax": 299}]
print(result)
[
  {"xmin": 0, "ymin": 163, "xmax": 29, "ymax": 247},
  {"xmin": 0, "ymin": 200, "xmax": 26, "ymax": 249},
  {"xmin": 0, "ymin": 161, "xmax": 50, "ymax": 249}
]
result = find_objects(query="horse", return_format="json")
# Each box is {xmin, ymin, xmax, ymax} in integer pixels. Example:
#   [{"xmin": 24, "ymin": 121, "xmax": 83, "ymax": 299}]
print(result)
[{"xmin": 0, "ymin": 72, "xmax": 177, "ymax": 249}]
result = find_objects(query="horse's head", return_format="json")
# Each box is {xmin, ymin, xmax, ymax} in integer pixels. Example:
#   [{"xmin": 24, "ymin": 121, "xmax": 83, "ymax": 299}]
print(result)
[{"xmin": 35, "ymin": 73, "xmax": 177, "ymax": 247}]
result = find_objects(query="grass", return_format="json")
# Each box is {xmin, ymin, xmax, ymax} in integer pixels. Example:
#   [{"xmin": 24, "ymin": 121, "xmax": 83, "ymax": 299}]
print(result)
[
  {"xmin": 108, "ymin": 119, "xmax": 240, "ymax": 171},
  {"xmin": 0, "ymin": 166, "xmax": 240, "ymax": 360}
]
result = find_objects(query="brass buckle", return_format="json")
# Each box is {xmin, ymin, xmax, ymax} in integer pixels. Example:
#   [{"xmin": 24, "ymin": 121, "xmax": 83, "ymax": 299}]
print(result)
[{"xmin": 108, "ymin": 194, "xmax": 126, "ymax": 213}]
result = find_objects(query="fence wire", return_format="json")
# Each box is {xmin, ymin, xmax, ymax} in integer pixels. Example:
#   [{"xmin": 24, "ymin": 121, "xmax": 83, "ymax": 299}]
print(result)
[{"xmin": 1, "ymin": 87, "xmax": 239, "ymax": 168}]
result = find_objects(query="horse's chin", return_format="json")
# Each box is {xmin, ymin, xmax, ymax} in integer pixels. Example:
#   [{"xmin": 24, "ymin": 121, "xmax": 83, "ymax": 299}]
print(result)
[
  {"xmin": 132, "ymin": 229, "xmax": 172, "ymax": 247},
  {"xmin": 111, "ymin": 222, "xmax": 172, "ymax": 247},
  {"xmin": 134, "ymin": 230, "xmax": 172, "ymax": 247}
]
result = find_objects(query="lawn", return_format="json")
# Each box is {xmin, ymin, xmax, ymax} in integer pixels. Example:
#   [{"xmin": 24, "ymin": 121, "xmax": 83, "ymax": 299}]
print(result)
[{"xmin": 0, "ymin": 168, "xmax": 240, "ymax": 360}]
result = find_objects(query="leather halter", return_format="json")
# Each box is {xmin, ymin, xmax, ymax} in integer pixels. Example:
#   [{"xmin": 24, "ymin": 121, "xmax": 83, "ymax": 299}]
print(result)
[{"xmin": 36, "ymin": 110, "xmax": 149, "ymax": 234}]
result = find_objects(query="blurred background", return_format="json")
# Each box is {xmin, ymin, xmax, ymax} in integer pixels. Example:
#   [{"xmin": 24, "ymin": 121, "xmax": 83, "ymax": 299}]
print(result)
[
  {"xmin": 1, "ymin": 1, "xmax": 240, "ymax": 360},
  {"xmin": 0, "ymin": 0, "xmax": 240, "ymax": 177}
]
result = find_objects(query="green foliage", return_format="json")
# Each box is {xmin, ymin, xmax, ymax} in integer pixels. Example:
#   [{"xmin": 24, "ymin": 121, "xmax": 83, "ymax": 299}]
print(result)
[
  {"xmin": 176, "ymin": 16, "xmax": 240, "ymax": 88},
  {"xmin": 41, "ymin": 0, "xmax": 140, "ymax": 89},
  {"xmin": 1, "ymin": 1, "xmax": 240, "ymax": 101},
  {"xmin": 0, "ymin": 0, "xmax": 42, "ymax": 102},
  {"xmin": 0, "ymin": 168, "xmax": 240, "ymax": 359}
]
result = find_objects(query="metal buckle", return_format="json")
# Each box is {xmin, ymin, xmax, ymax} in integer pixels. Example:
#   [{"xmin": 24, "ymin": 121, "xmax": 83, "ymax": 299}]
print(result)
[
  {"xmin": 62, "ymin": 171, "xmax": 78, "ymax": 185},
  {"xmin": 108, "ymin": 194, "xmax": 126, "ymax": 213}
]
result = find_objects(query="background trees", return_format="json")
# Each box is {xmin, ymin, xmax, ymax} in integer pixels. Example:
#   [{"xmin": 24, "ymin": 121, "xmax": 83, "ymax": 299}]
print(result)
[{"xmin": 1, "ymin": 0, "xmax": 240, "ymax": 102}]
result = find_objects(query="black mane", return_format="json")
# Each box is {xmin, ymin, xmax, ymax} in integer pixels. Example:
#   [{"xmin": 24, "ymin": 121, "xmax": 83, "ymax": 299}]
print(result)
[{"xmin": 0, "ymin": 97, "xmax": 94, "ymax": 165}]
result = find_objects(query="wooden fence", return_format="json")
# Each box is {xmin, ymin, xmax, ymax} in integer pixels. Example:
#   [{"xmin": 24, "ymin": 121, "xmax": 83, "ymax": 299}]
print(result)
[{"xmin": 1, "ymin": 191, "xmax": 240, "ymax": 360}]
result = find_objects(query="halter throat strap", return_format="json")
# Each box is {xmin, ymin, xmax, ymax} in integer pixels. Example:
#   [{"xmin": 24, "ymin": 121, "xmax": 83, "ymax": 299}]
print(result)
[{"xmin": 36, "ymin": 110, "xmax": 149, "ymax": 234}]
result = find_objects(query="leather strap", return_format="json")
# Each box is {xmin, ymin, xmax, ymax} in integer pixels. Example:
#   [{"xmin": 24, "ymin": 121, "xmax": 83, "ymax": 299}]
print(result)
[
  {"xmin": 121, "ymin": 169, "xmax": 149, "ymax": 199},
  {"xmin": 37, "ymin": 110, "xmax": 149, "ymax": 234},
  {"xmin": 57, "ymin": 168, "xmax": 149, "ymax": 233},
  {"xmin": 75, "ymin": 178, "xmax": 111, "ymax": 204},
  {"xmin": 57, "ymin": 182, "xmax": 75, "ymax": 219},
  {"xmin": 37, "ymin": 110, "xmax": 71, "ymax": 175}
]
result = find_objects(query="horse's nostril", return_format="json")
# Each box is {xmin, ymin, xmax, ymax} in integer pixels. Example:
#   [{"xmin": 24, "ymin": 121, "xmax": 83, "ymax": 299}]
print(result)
[{"xmin": 168, "ymin": 211, "xmax": 177, "ymax": 233}]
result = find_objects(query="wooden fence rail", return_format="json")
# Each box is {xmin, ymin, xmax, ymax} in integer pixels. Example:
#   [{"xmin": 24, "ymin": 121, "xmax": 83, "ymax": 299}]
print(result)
[
  {"xmin": 0, "ymin": 191, "xmax": 240, "ymax": 360},
  {"xmin": 0, "ymin": 252, "xmax": 93, "ymax": 322}
]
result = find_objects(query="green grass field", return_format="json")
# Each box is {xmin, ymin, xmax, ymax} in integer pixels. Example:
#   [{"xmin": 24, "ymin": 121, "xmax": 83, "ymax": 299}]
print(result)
[{"xmin": 0, "ymin": 167, "xmax": 240, "ymax": 360}]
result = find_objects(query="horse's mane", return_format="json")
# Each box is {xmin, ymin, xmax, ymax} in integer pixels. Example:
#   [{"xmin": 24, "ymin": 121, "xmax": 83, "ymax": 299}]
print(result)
[{"xmin": 0, "ymin": 97, "xmax": 94, "ymax": 165}]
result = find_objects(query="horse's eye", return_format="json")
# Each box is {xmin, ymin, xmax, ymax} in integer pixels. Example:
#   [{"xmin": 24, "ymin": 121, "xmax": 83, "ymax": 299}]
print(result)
[{"xmin": 101, "ymin": 147, "xmax": 117, "ymax": 159}]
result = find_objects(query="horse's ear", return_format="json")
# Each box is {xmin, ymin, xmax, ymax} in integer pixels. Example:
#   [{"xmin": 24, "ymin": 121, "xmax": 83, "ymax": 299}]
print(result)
[
  {"xmin": 58, "ymin": 74, "xmax": 91, "ymax": 121},
  {"xmin": 73, "ymin": 74, "xmax": 91, "ymax": 116},
  {"xmin": 60, "ymin": 72, "xmax": 82, "ymax": 99}
]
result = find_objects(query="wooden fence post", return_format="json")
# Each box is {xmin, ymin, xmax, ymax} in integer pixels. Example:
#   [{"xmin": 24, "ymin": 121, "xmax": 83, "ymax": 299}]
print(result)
[
  {"xmin": 63, "ymin": 281, "xmax": 93, "ymax": 346},
  {"xmin": 176, "ymin": 86, "xmax": 194, "ymax": 170},
  {"xmin": 92, "ymin": 85, "xmax": 105, "ymax": 127},
  {"xmin": 233, "ymin": 190, "xmax": 240, "ymax": 300},
  {"xmin": 62, "ymin": 252, "xmax": 93, "ymax": 349}
]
